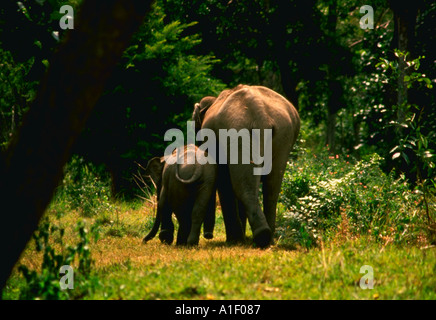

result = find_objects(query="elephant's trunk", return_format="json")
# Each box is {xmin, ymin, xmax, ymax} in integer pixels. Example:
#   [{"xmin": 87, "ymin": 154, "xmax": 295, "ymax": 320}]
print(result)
[{"xmin": 142, "ymin": 204, "xmax": 161, "ymax": 243}]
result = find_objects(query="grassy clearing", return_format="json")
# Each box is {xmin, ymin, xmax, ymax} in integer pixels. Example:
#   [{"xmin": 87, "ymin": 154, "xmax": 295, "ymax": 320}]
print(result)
[
  {"xmin": 88, "ymin": 236, "xmax": 436, "ymax": 300},
  {"xmin": 2, "ymin": 200, "xmax": 435, "ymax": 300},
  {"xmin": 2, "ymin": 149, "xmax": 435, "ymax": 300}
]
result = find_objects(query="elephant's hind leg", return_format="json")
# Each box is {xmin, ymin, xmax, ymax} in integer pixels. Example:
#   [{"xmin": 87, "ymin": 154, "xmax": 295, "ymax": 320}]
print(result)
[
  {"xmin": 176, "ymin": 208, "xmax": 192, "ymax": 245},
  {"xmin": 187, "ymin": 192, "xmax": 213, "ymax": 246},
  {"xmin": 228, "ymin": 164, "xmax": 271, "ymax": 248},
  {"xmin": 217, "ymin": 165, "xmax": 245, "ymax": 244},
  {"xmin": 262, "ymin": 143, "xmax": 292, "ymax": 238},
  {"xmin": 202, "ymin": 192, "xmax": 216, "ymax": 240},
  {"xmin": 158, "ymin": 190, "xmax": 174, "ymax": 245}
]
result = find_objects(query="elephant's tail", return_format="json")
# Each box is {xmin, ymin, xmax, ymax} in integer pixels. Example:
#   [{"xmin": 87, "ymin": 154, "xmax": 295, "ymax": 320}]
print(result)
[
  {"xmin": 175, "ymin": 146, "xmax": 202, "ymax": 184},
  {"xmin": 143, "ymin": 205, "xmax": 160, "ymax": 244},
  {"xmin": 175, "ymin": 163, "xmax": 202, "ymax": 184}
]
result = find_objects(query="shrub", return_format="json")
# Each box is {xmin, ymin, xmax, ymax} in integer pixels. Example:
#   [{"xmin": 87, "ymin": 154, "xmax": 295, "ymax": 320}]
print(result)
[
  {"xmin": 18, "ymin": 219, "xmax": 98, "ymax": 300},
  {"xmin": 277, "ymin": 146, "xmax": 425, "ymax": 248},
  {"xmin": 54, "ymin": 155, "xmax": 114, "ymax": 217}
]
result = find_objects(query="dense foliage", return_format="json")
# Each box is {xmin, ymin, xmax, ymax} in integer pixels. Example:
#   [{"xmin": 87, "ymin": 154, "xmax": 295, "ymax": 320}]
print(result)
[{"xmin": 1, "ymin": 0, "xmax": 435, "ymax": 193}]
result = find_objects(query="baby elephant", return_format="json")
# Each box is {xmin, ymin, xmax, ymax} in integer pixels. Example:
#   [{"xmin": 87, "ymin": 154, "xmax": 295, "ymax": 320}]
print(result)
[{"xmin": 142, "ymin": 145, "xmax": 217, "ymax": 246}]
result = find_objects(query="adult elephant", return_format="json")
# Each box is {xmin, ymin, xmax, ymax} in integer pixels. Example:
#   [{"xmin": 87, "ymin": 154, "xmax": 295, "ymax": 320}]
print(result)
[{"xmin": 192, "ymin": 85, "xmax": 300, "ymax": 248}]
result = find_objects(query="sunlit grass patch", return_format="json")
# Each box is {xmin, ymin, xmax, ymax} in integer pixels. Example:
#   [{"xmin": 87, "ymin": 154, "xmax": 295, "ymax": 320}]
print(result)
[
  {"xmin": 3, "ymin": 200, "xmax": 436, "ymax": 300},
  {"xmin": 2, "ymin": 148, "xmax": 435, "ymax": 300}
]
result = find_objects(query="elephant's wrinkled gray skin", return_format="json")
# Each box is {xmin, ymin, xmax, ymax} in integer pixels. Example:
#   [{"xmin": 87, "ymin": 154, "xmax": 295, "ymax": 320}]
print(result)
[
  {"xmin": 142, "ymin": 145, "xmax": 217, "ymax": 246},
  {"xmin": 193, "ymin": 85, "xmax": 300, "ymax": 248}
]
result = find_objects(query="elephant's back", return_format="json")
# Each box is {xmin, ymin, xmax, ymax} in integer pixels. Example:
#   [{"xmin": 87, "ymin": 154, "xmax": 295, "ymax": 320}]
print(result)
[
  {"xmin": 204, "ymin": 85, "xmax": 299, "ymax": 134},
  {"xmin": 251, "ymin": 86, "xmax": 300, "ymax": 141}
]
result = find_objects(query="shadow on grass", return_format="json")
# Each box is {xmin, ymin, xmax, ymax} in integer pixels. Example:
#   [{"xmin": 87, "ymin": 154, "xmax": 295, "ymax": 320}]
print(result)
[
  {"xmin": 200, "ymin": 235, "xmax": 300, "ymax": 251},
  {"xmin": 201, "ymin": 239, "xmax": 253, "ymax": 249}
]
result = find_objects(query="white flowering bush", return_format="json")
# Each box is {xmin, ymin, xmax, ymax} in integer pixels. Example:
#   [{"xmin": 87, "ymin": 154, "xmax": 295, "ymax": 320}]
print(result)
[{"xmin": 277, "ymin": 148, "xmax": 424, "ymax": 248}]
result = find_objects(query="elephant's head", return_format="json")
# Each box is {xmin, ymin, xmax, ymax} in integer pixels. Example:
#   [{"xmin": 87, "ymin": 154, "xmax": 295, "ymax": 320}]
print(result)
[
  {"xmin": 192, "ymin": 86, "xmax": 248, "ymax": 130},
  {"xmin": 192, "ymin": 96, "xmax": 216, "ymax": 130},
  {"xmin": 143, "ymin": 157, "xmax": 165, "ymax": 196}
]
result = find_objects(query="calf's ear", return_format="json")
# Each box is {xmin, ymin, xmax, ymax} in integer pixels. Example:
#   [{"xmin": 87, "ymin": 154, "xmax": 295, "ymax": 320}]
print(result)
[{"xmin": 144, "ymin": 157, "xmax": 165, "ymax": 187}]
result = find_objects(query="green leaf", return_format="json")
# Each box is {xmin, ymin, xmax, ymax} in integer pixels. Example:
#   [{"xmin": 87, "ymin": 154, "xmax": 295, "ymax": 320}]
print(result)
[
  {"xmin": 390, "ymin": 146, "xmax": 399, "ymax": 154},
  {"xmin": 401, "ymin": 152, "xmax": 410, "ymax": 164},
  {"xmin": 423, "ymin": 151, "xmax": 433, "ymax": 158},
  {"xmin": 392, "ymin": 152, "xmax": 401, "ymax": 160}
]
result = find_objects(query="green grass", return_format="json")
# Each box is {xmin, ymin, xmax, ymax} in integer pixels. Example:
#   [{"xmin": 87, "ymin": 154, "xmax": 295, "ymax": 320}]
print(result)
[
  {"xmin": 87, "ymin": 238, "xmax": 436, "ymax": 300},
  {"xmin": 2, "ymin": 151, "xmax": 435, "ymax": 300},
  {"xmin": 2, "ymin": 201, "xmax": 435, "ymax": 300}
]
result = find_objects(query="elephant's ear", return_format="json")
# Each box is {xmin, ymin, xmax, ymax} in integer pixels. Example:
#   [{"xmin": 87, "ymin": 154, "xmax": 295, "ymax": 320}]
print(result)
[
  {"xmin": 193, "ymin": 96, "xmax": 216, "ymax": 128},
  {"xmin": 144, "ymin": 157, "xmax": 165, "ymax": 189}
]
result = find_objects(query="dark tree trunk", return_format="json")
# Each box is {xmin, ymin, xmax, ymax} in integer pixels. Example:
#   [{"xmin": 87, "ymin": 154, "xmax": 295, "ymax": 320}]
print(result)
[
  {"xmin": 266, "ymin": 1, "xmax": 300, "ymax": 110},
  {"xmin": 325, "ymin": 80, "xmax": 343, "ymax": 153},
  {"xmin": 389, "ymin": 0, "xmax": 422, "ymax": 122},
  {"xmin": 0, "ymin": 0, "xmax": 153, "ymax": 290},
  {"xmin": 326, "ymin": 112, "xmax": 337, "ymax": 152},
  {"xmin": 276, "ymin": 57, "xmax": 300, "ymax": 110},
  {"xmin": 325, "ymin": 0, "xmax": 339, "ymax": 153}
]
